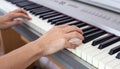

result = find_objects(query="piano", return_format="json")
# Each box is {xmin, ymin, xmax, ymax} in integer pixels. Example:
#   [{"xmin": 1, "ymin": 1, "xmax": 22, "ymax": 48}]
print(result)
[{"xmin": 0, "ymin": 0, "xmax": 120, "ymax": 69}]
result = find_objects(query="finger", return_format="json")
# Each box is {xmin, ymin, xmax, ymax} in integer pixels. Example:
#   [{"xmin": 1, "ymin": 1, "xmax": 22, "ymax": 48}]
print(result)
[
  {"xmin": 68, "ymin": 44, "xmax": 78, "ymax": 49},
  {"xmin": 63, "ymin": 25, "xmax": 83, "ymax": 34},
  {"xmin": 11, "ymin": 13, "xmax": 31, "ymax": 20},
  {"xmin": 66, "ymin": 42, "xmax": 78, "ymax": 49},
  {"xmin": 13, "ymin": 8, "xmax": 28, "ymax": 15},
  {"xmin": 8, "ymin": 20, "xmax": 23, "ymax": 26},
  {"xmin": 65, "ymin": 31, "xmax": 84, "ymax": 40},
  {"xmin": 69, "ymin": 38, "xmax": 82, "ymax": 45},
  {"xmin": 57, "ymin": 24, "xmax": 68, "ymax": 28},
  {"xmin": 71, "ymin": 44, "xmax": 79, "ymax": 49},
  {"xmin": 10, "ymin": 9, "xmax": 31, "ymax": 20}
]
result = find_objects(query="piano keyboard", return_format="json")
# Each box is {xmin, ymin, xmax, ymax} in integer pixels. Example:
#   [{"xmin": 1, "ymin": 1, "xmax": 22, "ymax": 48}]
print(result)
[{"xmin": 0, "ymin": 0, "xmax": 120, "ymax": 69}]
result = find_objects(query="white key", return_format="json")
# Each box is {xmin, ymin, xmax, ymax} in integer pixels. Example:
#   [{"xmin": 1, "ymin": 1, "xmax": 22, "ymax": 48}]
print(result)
[
  {"xmin": 81, "ymin": 34, "xmax": 108, "ymax": 61},
  {"xmin": 23, "ymin": 13, "xmax": 54, "ymax": 34},
  {"xmin": 83, "ymin": 45, "xmax": 98, "ymax": 62},
  {"xmin": 0, "ymin": 0, "xmax": 54, "ymax": 34},
  {"xmin": 92, "ymin": 41, "xmax": 120, "ymax": 68},
  {"xmin": 112, "ymin": 64, "xmax": 120, "ymax": 69},
  {"xmin": 105, "ymin": 59, "xmax": 120, "ymax": 69},
  {"xmin": 86, "ymin": 35, "xmax": 113, "ymax": 64},
  {"xmin": 0, "ymin": 0, "xmax": 18, "ymax": 13},
  {"xmin": 68, "ymin": 24, "xmax": 89, "ymax": 56},
  {"xmin": 98, "ymin": 53, "xmax": 118, "ymax": 69},
  {"xmin": 75, "ymin": 29, "xmax": 107, "ymax": 58},
  {"xmin": 75, "ymin": 34, "xmax": 105, "ymax": 58},
  {"xmin": 75, "ymin": 42, "xmax": 91, "ymax": 57},
  {"xmin": 67, "ymin": 48, "xmax": 76, "ymax": 54}
]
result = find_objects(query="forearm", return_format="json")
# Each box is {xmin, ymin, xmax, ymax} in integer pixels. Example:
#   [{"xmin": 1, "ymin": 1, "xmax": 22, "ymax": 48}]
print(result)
[
  {"xmin": 0, "ymin": 24, "xmax": 84, "ymax": 69},
  {"xmin": 0, "ymin": 41, "xmax": 43, "ymax": 69}
]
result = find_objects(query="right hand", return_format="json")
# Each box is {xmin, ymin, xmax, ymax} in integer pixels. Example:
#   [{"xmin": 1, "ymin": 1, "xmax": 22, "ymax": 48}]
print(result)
[{"xmin": 33, "ymin": 24, "xmax": 84, "ymax": 56}]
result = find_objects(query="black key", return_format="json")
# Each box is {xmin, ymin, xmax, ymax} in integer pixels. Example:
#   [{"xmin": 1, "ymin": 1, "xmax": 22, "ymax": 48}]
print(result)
[
  {"xmin": 23, "ymin": 4, "xmax": 41, "ymax": 10},
  {"xmin": 40, "ymin": 11, "xmax": 60, "ymax": 19},
  {"xmin": 65, "ymin": 21, "xmax": 79, "ymax": 25},
  {"xmin": 16, "ymin": 1, "xmax": 35, "ymax": 7},
  {"xmin": 30, "ymin": 7, "xmax": 47, "ymax": 12},
  {"xmin": 109, "ymin": 45, "xmax": 120, "ymax": 55},
  {"xmin": 6, "ymin": 0, "xmax": 24, "ymax": 4},
  {"xmin": 51, "ymin": 16, "xmax": 71, "ymax": 24},
  {"xmin": 116, "ymin": 52, "xmax": 120, "ymax": 59},
  {"xmin": 36, "ymin": 10, "xmax": 53, "ymax": 15},
  {"xmin": 69, "ymin": 21, "xmax": 83, "ymax": 25},
  {"xmin": 30, "ymin": 8, "xmax": 42, "ymax": 14},
  {"xmin": 55, "ymin": 19, "xmax": 76, "ymax": 25},
  {"xmin": 48, "ymin": 15, "xmax": 65, "ymax": 22},
  {"xmin": 98, "ymin": 37, "xmax": 120, "ymax": 49},
  {"xmin": 40, "ymin": 12, "xmax": 58, "ymax": 18},
  {"xmin": 92, "ymin": 34, "xmax": 115, "ymax": 46},
  {"xmin": 82, "ymin": 26, "xmax": 95, "ymax": 32},
  {"xmin": 83, "ymin": 30, "xmax": 106, "ymax": 43},
  {"xmin": 30, "ymin": 7, "xmax": 48, "ymax": 13},
  {"xmin": 30, "ymin": 7, "xmax": 50, "ymax": 15},
  {"xmin": 76, "ymin": 23, "xmax": 87, "ymax": 28},
  {"xmin": 42, "ymin": 13, "xmax": 62, "ymax": 20},
  {"xmin": 55, "ymin": 21, "xmax": 78, "ymax": 25},
  {"xmin": 54, "ymin": 18, "xmax": 75, "ymax": 25},
  {"xmin": 47, "ymin": 15, "xmax": 65, "ymax": 22},
  {"xmin": 83, "ymin": 28, "xmax": 100, "ymax": 36}
]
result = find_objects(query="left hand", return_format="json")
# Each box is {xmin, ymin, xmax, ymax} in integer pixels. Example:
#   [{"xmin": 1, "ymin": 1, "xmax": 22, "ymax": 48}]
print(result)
[{"xmin": 0, "ymin": 8, "xmax": 31, "ymax": 29}]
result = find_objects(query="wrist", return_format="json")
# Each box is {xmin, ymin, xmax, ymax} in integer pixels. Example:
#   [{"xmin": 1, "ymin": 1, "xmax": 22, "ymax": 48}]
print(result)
[
  {"xmin": 0, "ymin": 16, "xmax": 7, "ymax": 29},
  {"xmin": 26, "ymin": 41, "xmax": 44, "ymax": 57},
  {"xmin": 30, "ymin": 39, "xmax": 45, "ymax": 56}
]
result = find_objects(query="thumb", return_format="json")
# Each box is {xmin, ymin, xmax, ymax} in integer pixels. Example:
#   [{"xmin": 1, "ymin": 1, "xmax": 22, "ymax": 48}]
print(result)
[{"xmin": 8, "ymin": 20, "xmax": 23, "ymax": 26}]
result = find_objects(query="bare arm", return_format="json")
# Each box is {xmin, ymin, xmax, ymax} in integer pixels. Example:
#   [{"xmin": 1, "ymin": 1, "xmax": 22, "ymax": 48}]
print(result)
[
  {"xmin": 0, "ymin": 9, "xmax": 84, "ymax": 69},
  {"xmin": 0, "ymin": 42, "xmax": 42, "ymax": 69}
]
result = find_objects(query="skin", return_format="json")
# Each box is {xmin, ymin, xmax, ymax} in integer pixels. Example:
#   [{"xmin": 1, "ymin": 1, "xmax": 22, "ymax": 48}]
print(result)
[
  {"xmin": 0, "ymin": 8, "xmax": 31, "ymax": 29},
  {"xmin": 0, "ymin": 9, "xmax": 84, "ymax": 69}
]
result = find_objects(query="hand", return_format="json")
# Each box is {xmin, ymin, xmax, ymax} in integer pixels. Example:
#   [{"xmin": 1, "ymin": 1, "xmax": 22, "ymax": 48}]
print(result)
[
  {"xmin": 0, "ymin": 8, "xmax": 31, "ymax": 29},
  {"xmin": 34, "ymin": 24, "xmax": 84, "ymax": 56}
]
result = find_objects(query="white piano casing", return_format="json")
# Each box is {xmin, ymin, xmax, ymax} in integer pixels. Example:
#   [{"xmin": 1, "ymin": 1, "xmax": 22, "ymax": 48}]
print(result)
[{"xmin": 30, "ymin": 0, "xmax": 120, "ymax": 37}]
